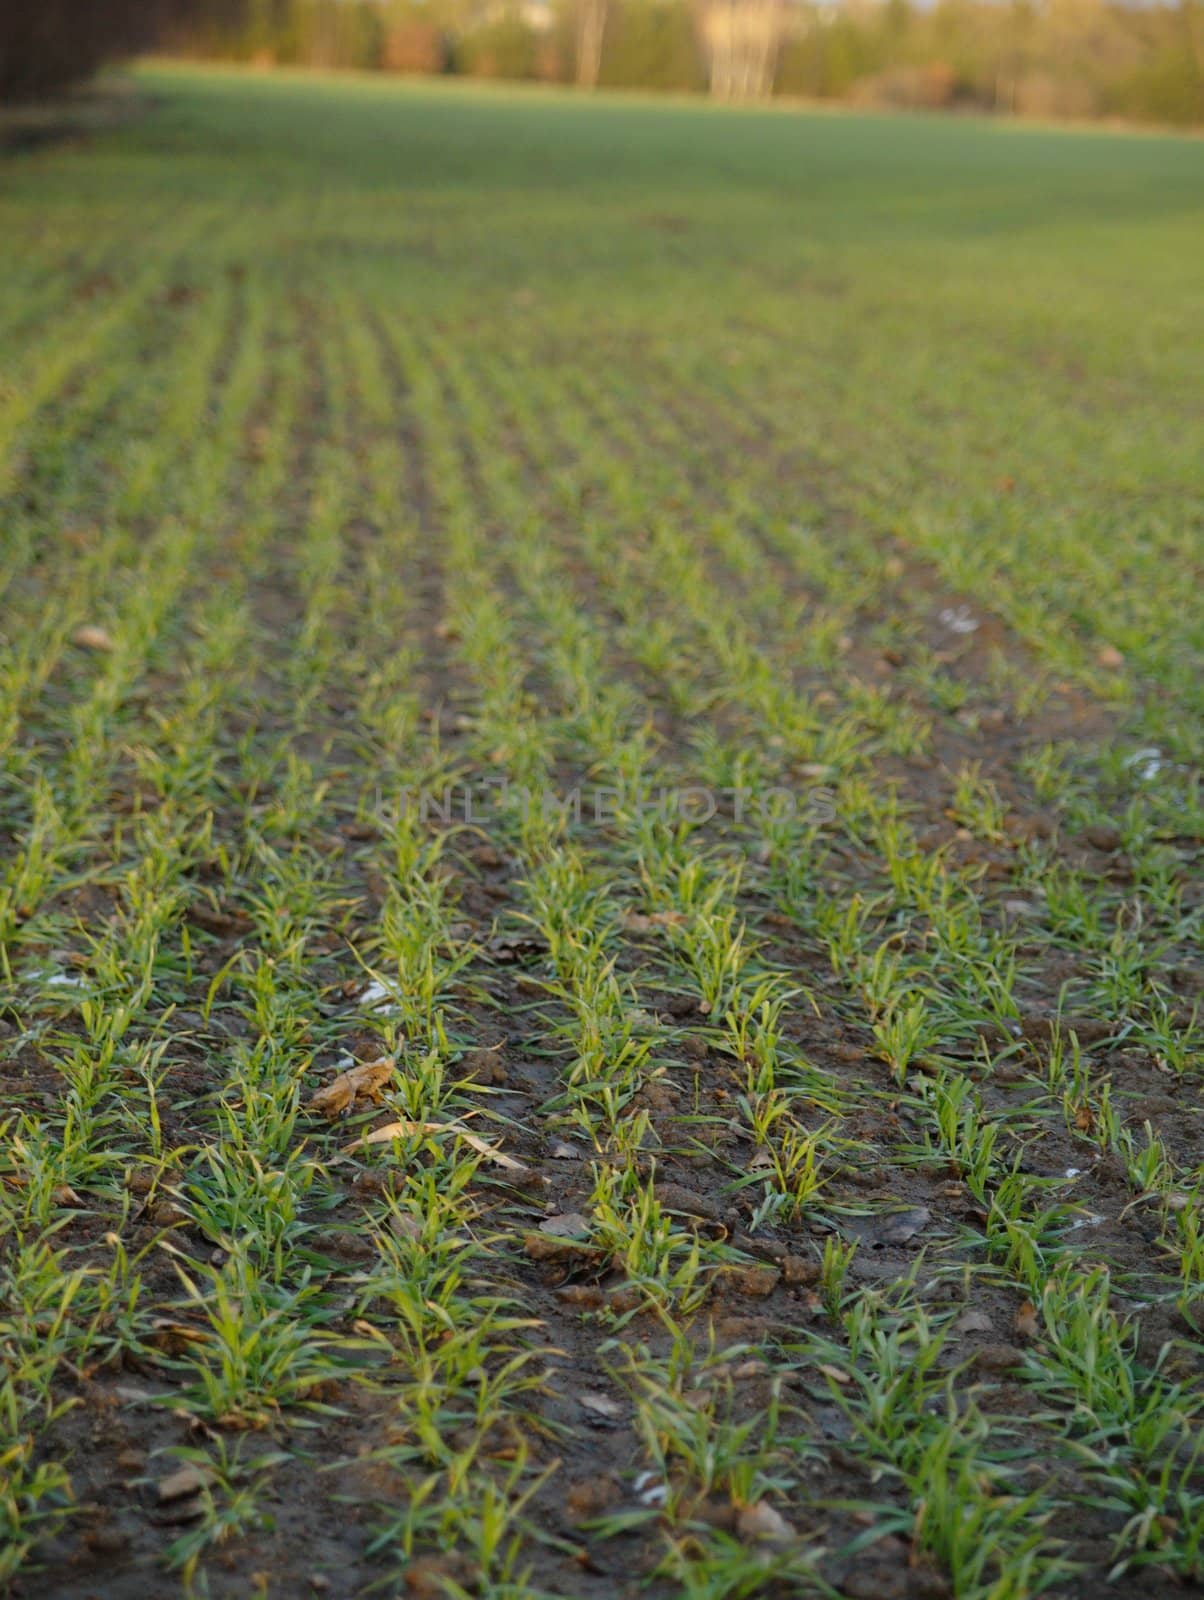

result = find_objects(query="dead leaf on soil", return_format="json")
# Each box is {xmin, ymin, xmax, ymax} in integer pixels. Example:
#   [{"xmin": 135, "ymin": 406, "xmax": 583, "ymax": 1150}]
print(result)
[
  {"xmin": 736, "ymin": 1500, "xmax": 796, "ymax": 1545},
  {"xmin": 578, "ymin": 1391, "xmax": 623, "ymax": 1420},
  {"xmin": 157, "ymin": 1464, "xmax": 214, "ymax": 1504},
  {"xmin": 525, "ymin": 1213, "xmax": 595, "ymax": 1260},
  {"xmin": 816, "ymin": 1361, "xmax": 852, "ymax": 1385},
  {"xmin": 539, "ymin": 1211, "xmax": 593, "ymax": 1239},
  {"xmin": 148, "ymin": 1319, "xmax": 208, "ymax": 1355},
  {"xmin": 309, "ymin": 1057, "xmax": 394, "ymax": 1119},
  {"xmin": 487, "ymin": 931, "xmax": 543, "ymax": 963},
  {"xmin": 72, "ymin": 623, "xmax": 114, "ymax": 653},
  {"xmin": 1014, "ymin": 1300, "xmax": 1040, "ymax": 1340},
  {"xmin": 844, "ymin": 1204, "xmax": 931, "ymax": 1248},
  {"xmin": 622, "ymin": 908, "xmax": 686, "ymax": 934},
  {"xmin": 348, "ymin": 1118, "xmax": 530, "ymax": 1174},
  {"xmin": 555, "ymin": 1284, "xmax": 605, "ymax": 1308},
  {"xmin": 952, "ymin": 1308, "xmax": 994, "ymax": 1337}
]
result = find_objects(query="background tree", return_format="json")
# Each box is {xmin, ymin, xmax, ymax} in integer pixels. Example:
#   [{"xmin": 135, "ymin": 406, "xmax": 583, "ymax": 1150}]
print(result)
[{"xmin": 576, "ymin": 0, "xmax": 609, "ymax": 86}]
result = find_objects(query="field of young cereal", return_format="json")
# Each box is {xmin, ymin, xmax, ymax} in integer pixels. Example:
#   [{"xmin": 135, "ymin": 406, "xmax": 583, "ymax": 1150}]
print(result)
[{"xmin": 0, "ymin": 63, "xmax": 1201, "ymax": 1599}]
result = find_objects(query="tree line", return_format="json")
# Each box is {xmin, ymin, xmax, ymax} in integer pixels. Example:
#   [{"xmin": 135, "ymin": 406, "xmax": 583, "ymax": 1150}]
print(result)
[
  {"xmin": 5, "ymin": 0, "xmax": 1203, "ymax": 125},
  {"xmin": 1, "ymin": 2, "xmax": 194, "ymax": 99}
]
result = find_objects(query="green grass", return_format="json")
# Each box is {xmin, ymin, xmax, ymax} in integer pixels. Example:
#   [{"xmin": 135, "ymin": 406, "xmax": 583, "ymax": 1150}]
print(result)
[{"xmin": 0, "ymin": 61, "xmax": 1201, "ymax": 1598}]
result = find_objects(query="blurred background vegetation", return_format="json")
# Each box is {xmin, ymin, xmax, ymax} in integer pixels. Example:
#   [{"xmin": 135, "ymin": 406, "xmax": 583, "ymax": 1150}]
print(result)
[{"xmin": 3, "ymin": 0, "xmax": 1202, "ymax": 125}]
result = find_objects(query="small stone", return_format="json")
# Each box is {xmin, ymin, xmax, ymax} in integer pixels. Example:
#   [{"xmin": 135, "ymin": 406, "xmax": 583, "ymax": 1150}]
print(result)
[{"xmin": 157, "ymin": 1464, "xmax": 214, "ymax": 1504}]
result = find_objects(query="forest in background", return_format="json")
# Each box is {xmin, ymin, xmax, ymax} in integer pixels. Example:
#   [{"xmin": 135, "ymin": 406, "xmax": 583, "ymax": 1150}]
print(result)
[{"xmin": 3, "ymin": 0, "xmax": 1203, "ymax": 132}]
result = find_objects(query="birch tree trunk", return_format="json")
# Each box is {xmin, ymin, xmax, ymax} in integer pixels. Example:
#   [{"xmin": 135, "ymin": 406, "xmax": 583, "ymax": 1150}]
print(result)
[
  {"xmin": 576, "ymin": 0, "xmax": 607, "ymax": 87},
  {"xmin": 703, "ymin": 0, "xmax": 781, "ymax": 99}
]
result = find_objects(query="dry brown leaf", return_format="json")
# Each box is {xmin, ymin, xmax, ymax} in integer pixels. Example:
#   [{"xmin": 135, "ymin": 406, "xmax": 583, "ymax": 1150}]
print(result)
[
  {"xmin": 526, "ymin": 1231, "xmax": 578, "ymax": 1260},
  {"xmin": 157, "ymin": 1464, "xmax": 214, "ymax": 1504},
  {"xmin": 72, "ymin": 623, "xmax": 114, "ymax": 653},
  {"xmin": 736, "ymin": 1500, "xmax": 796, "ymax": 1545},
  {"xmin": 578, "ymin": 1391, "xmax": 623, "ymax": 1420},
  {"xmin": 348, "ymin": 1118, "xmax": 530, "ymax": 1173},
  {"xmin": 187, "ymin": 901, "xmax": 251, "ymax": 937},
  {"xmin": 555, "ymin": 1284, "xmax": 605, "ymax": 1308},
  {"xmin": 539, "ymin": 1212, "xmax": 592, "ymax": 1239},
  {"xmin": 953, "ymin": 1308, "xmax": 994, "ymax": 1337},
  {"xmin": 622, "ymin": 908, "xmax": 686, "ymax": 934},
  {"xmin": 309, "ymin": 1057, "xmax": 394, "ymax": 1119},
  {"xmin": 1014, "ymin": 1299, "xmax": 1040, "ymax": 1340},
  {"xmin": 844, "ymin": 1205, "xmax": 931, "ymax": 1248},
  {"xmin": 525, "ymin": 1231, "xmax": 597, "ymax": 1262},
  {"xmin": 816, "ymin": 1362, "xmax": 852, "ymax": 1385},
  {"xmin": 149, "ymin": 1319, "xmax": 208, "ymax": 1354}
]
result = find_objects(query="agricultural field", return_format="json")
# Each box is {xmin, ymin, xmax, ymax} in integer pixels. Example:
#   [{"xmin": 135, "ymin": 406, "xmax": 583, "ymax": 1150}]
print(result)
[{"xmin": 1, "ymin": 62, "xmax": 1202, "ymax": 1599}]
